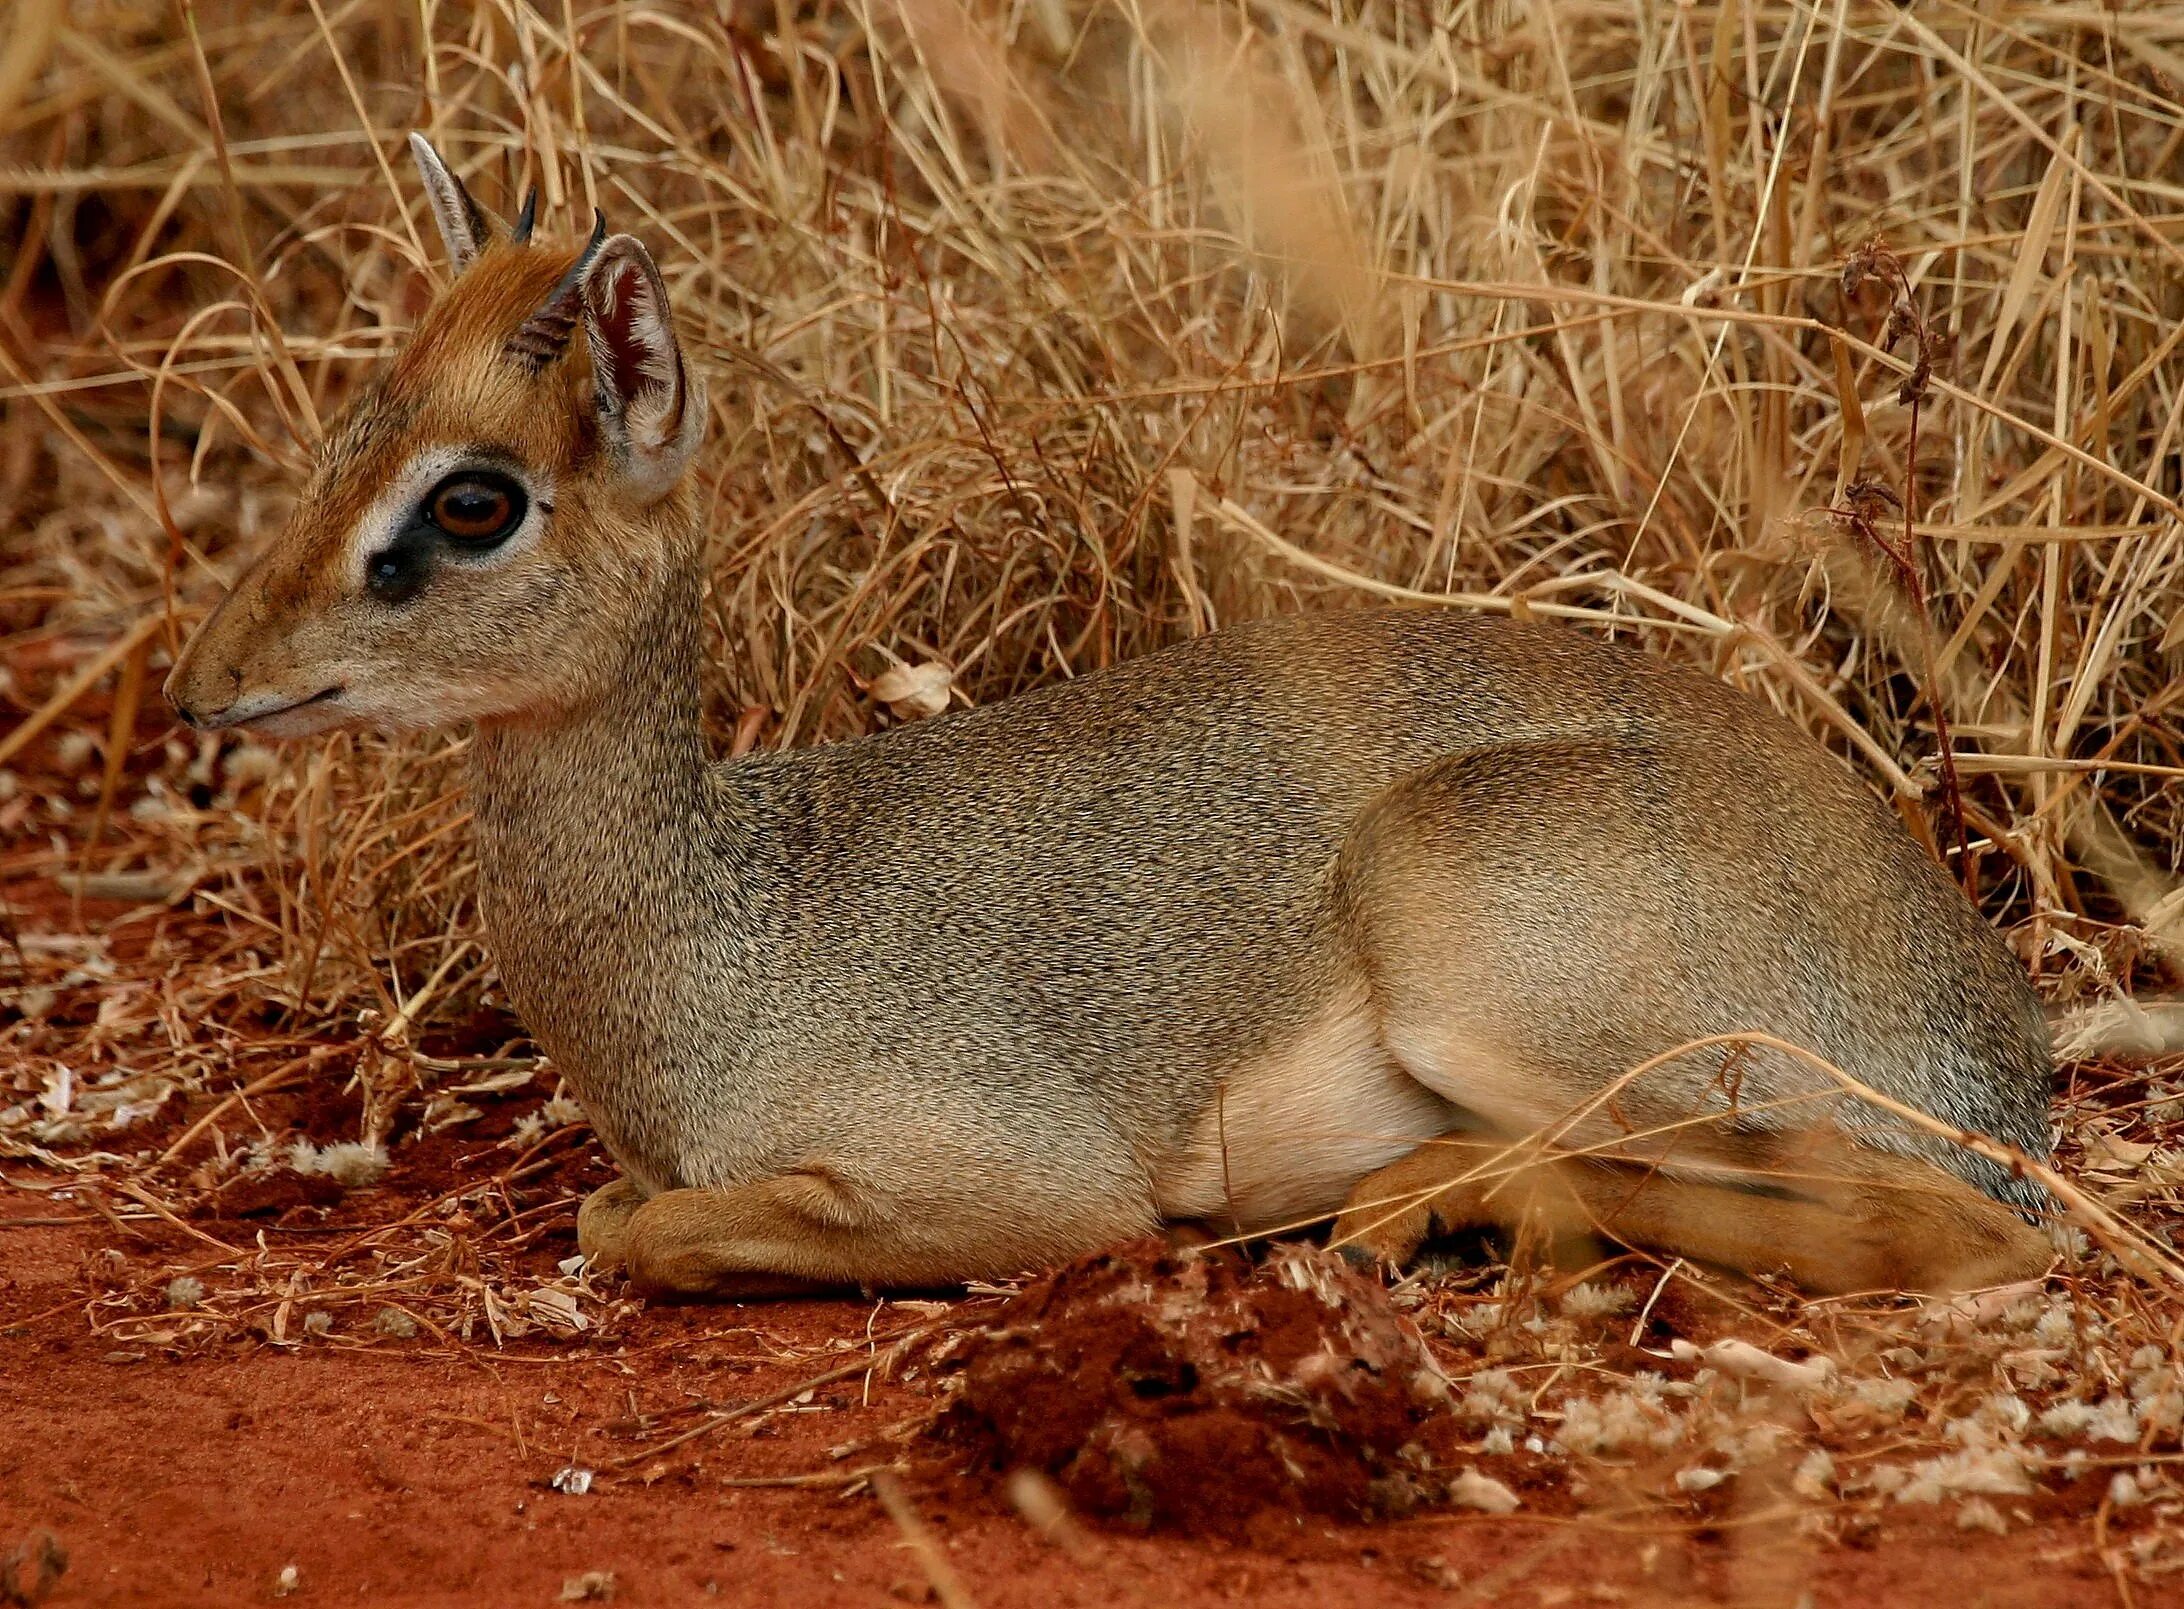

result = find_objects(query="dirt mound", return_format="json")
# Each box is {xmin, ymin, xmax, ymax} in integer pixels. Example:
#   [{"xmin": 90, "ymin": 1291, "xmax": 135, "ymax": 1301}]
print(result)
[{"xmin": 936, "ymin": 1238, "xmax": 1467, "ymax": 1536}]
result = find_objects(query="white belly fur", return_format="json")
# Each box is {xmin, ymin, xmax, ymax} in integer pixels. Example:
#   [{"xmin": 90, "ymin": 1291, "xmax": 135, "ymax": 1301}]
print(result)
[{"xmin": 1151, "ymin": 990, "xmax": 1457, "ymax": 1231}]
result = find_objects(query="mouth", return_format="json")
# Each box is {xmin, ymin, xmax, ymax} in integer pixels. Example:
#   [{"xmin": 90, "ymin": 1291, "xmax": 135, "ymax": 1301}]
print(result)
[{"xmin": 216, "ymin": 684, "xmax": 346, "ymax": 735}]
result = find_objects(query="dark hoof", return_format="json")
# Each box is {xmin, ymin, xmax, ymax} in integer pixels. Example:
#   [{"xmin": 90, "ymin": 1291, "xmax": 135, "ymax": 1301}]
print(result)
[{"xmin": 1336, "ymin": 1242, "xmax": 1387, "ymax": 1277}]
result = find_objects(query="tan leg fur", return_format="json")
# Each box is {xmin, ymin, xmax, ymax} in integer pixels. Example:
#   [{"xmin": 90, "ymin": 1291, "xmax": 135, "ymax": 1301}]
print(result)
[
  {"xmin": 579, "ymin": 1169, "xmax": 1010, "ymax": 1298},
  {"xmin": 617, "ymin": 1182, "xmax": 858, "ymax": 1298},
  {"xmin": 1330, "ymin": 1130, "xmax": 2053, "ymax": 1297},
  {"xmin": 577, "ymin": 1173, "xmax": 858, "ymax": 1297}
]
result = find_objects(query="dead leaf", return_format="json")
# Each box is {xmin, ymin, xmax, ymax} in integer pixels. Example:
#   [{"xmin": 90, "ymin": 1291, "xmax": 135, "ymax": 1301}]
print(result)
[
  {"xmin": 2085, "ymin": 1132, "xmax": 2158, "ymax": 1173},
  {"xmin": 870, "ymin": 662, "xmax": 953, "ymax": 720}
]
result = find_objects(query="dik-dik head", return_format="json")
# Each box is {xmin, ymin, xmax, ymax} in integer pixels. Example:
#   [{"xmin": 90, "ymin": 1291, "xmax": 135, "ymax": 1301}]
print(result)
[{"xmin": 165, "ymin": 136, "xmax": 706, "ymax": 737}]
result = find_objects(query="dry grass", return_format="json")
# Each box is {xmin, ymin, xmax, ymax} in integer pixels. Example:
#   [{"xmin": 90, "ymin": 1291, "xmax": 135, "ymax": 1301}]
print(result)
[{"xmin": 5, "ymin": 0, "xmax": 2184, "ymax": 1581}]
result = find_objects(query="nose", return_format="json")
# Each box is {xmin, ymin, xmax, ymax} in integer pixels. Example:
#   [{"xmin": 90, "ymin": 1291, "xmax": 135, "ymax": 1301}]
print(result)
[{"xmin": 162, "ymin": 663, "xmax": 221, "ymax": 730}]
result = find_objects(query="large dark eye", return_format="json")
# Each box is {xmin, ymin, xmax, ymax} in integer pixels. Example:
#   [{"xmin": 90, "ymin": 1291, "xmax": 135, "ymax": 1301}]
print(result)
[{"xmin": 426, "ymin": 473, "xmax": 526, "ymax": 545}]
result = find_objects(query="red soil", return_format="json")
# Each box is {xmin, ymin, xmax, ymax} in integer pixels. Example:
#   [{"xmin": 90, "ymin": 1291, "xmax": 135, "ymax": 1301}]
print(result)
[{"xmin": 0, "ymin": 1212, "xmax": 2146, "ymax": 1609}]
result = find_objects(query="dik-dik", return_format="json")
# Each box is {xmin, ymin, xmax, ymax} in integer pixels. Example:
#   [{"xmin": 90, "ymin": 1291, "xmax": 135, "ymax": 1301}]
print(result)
[{"xmin": 166, "ymin": 137, "xmax": 2055, "ymax": 1299}]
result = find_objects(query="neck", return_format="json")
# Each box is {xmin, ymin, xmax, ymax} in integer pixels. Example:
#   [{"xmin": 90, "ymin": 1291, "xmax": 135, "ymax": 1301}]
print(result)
[
  {"xmin": 468, "ymin": 572, "xmax": 708, "ymax": 854},
  {"xmin": 463, "ymin": 555, "xmax": 715, "ymax": 1077}
]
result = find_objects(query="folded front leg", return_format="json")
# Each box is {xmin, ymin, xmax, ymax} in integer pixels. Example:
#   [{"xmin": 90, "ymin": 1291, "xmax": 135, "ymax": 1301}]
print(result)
[
  {"xmin": 604, "ymin": 1156, "xmax": 1151, "ymax": 1298},
  {"xmin": 569, "ymin": 1096, "xmax": 1168, "ymax": 1302},
  {"xmin": 611, "ymin": 1168, "xmax": 880, "ymax": 1298}
]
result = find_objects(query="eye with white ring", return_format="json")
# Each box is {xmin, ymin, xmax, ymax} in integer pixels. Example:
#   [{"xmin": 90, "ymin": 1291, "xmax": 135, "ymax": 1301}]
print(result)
[
  {"xmin": 424, "ymin": 472, "xmax": 527, "ymax": 546},
  {"xmin": 351, "ymin": 451, "xmax": 547, "ymax": 606}
]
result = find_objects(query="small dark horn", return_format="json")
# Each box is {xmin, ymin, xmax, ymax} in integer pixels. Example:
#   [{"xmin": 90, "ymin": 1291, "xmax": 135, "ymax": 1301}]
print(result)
[
  {"xmin": 505, "ymin": 209, "xmax": 607, "ymax": 369},
  {"xmin": 511, "ymin": 186, "xmax": 540, "ymax": 245}
]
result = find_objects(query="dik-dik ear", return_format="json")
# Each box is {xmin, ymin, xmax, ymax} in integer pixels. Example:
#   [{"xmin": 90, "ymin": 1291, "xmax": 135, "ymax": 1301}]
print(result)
[
  {"xmin": 408, "ymin": 133, "xmax": 493, "ymax": 274},
  {"xmin": 580, "ymin": 235, "xmax": 705, "ymax": 503}
]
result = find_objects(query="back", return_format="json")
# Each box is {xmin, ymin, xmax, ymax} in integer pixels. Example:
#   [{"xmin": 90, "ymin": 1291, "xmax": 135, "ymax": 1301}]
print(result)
[{"xmin": 720, "ymin": 610, "xmax": 2042, "ymax": 1169}]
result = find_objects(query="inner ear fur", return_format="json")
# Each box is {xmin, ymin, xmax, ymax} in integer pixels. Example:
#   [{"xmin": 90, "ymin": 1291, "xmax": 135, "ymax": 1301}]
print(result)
[{"xmin": 580, "ymin": 235, "xmax": 704, "ymax": 503}]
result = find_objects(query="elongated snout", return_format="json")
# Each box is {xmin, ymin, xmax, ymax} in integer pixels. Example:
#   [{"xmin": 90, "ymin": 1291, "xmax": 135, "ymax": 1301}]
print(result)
[
  {"xmin": 163, "ymin": 572, "xmax": 348, "ymax": 737},
  {"xmin": 163, "ymin": 580, "xmax": 261, "ymax": 730},
  {"xmin": 166, "ymin": 670, "xmax": 342, "ymax": 732}
]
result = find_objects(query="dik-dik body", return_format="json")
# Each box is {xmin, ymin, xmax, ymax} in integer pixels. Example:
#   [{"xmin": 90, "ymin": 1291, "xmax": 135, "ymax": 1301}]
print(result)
[{"xmin": 166, "ymin": 138, "xmax": 2054, "ymax": 1298}]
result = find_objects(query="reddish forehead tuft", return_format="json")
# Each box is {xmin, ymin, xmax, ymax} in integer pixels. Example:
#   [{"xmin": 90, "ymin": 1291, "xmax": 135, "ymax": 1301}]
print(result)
[
  {"xmin": 268, "ymin": 239, "xmax": 606, "ymax": 601},
  {"xmin": 382, "ymin": 245, "xmax": 592, "ymax": 405},
  {"xmin": 311, "ymin": 242, "xmax": 599, "ymax": 500}
]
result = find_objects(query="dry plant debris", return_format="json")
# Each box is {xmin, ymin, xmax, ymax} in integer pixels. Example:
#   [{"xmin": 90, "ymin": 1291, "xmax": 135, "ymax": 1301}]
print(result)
[
  {"xmin": 0, "ymin": 1532, "xmax": 67, "ymax": 1609},
  {"xmin": 4, "ymin": 0, "xmax": 2184, "ymax": 1597},
  {"xmin": 929, "ymin": 1237, "xmax": 2184, "ymax": 1564}
]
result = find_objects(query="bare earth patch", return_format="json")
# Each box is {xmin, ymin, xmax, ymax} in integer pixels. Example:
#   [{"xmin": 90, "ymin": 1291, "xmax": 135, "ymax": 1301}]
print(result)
[
  {"xmin": 936, "ymin": 1239, "xmax": 1471, "ymax": 1535},
  {"xmin": 0, "ymin": 1062, "xmax": 2175, "ymax": 1609}
]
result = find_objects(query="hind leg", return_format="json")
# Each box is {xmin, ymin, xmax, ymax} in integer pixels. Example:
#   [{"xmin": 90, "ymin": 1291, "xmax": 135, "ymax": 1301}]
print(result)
[
  {"xmin": 1329, "ymin": 742, "xmax": 2054, "ymax": 1295},
  {"xmin": 1331, "ymin": 1129, "xmax": 2050, "ymax": 1296}
]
